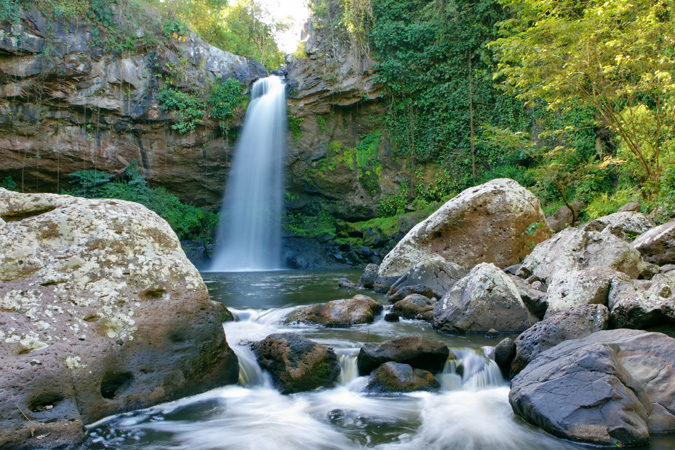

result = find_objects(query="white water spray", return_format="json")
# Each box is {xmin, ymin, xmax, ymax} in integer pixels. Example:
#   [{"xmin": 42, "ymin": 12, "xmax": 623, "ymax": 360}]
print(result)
[{"xmin": 210, "ymin": 76, "xmax": 286, "ymax": 272}]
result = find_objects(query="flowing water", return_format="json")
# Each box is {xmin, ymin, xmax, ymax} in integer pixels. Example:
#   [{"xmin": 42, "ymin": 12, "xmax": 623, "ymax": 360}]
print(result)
[
  {"xmin": 209, "ymin": 76, "xmax": 286, "ymax": 272},
  {"xmin": 85, "ymin": 271, "xmax": 675, "ymax": 450}
]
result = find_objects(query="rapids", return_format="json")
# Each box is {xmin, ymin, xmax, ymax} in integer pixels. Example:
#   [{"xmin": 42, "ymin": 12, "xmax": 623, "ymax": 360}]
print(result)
[{"xmin": 84, "ymin": 271, "xmax": 674, "ymax": 450}]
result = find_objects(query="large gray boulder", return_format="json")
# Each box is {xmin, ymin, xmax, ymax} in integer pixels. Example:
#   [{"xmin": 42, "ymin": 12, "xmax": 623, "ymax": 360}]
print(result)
[
  {"xmin": 583, "ymin": 211, "xmax": 655, "ymax": 240},
  {"xmin": 608, "ymin": 272, "xmax": 675, "ymax": 328},
  {"xmin": 433, "ymin": 263, "xmax": 539, "ymax": 333},
  {"xmin": 253, "ymin": 333, "xmax": 340, "ymax": 394},
  {"xmin": 357, "ymin": 337, "xmax": 450, "ymax": 375},
  {"xmin": 510, "ymin": 329, "xmax": 675, "ymax": 447},
  {"xmin": 544, "ymin": 267, "xmax": 629, "ymax": 317},
  {"xmin": 520, "ymin": 227, "xmax": 647, "ymax": 283},
  {"xmin": 285, "ymin": 294, "xmax": 383, "ymax": 327},
  {"xmin": 387, "ymin": 256, "xmax": 466, "ymax": 295},
  {"xmin": 511, "ymin": 305, "xmax": 609, "ymax": 375},
  {"xmin": 0, "ymin": 189, "xmax": 239, "ymax": 449},
  {"xmin": 633, "ymin": 220, "xmax": 675, "ymax": 266},
  {"xmin": 377, "ymin": 179, "xmax": 551, "ymax": 286}
]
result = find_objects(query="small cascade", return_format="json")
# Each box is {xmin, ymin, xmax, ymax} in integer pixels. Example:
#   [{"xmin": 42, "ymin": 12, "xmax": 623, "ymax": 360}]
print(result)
[
  {"xmin": 336, "ymin": 350, "xmax": 360, "ymax": 385},
  {"xmin": 236, "ymin": 345, "xmax": 268, "ymax": 387},
  {"xmin": 210, "ymin": 76, "xmax": 287, "ymax": 272},
  {"xmin": 439, "ymin": 349, "xmax": 505, "ymax": 391}
]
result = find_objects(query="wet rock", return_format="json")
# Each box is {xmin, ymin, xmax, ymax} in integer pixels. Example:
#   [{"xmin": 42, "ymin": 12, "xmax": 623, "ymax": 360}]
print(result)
[
  {"xmin": 337, "ymin": 278, "xmax": 357, "ymax": 289},
  {"xmin": 387, "ymin": 284, "xmax": 441, "ymax": 304},
  {"xmin": 0, "ymin": 189, "xmax": 239, "ymax": 449},
  {"xmin": 365, "ymin": 362, "xmax": 440, "ymax": 393},
  {"xmin": 510, "ymin": 329, "xmax": 675, "ymax": 447},
  {"xmin": 377, "ymin": 179, "xmax": 551, "ymax": 283},
  {"xmin": 253, "ymin": 333, "xmax": 340, "ymax": 394},
  {"xmin": 392, "ymin": 294, "xmax": 436, "ymax": 322},
  {"xmin": 521, "ymin": 227, "xmax": 647, "ymax": 284},
  {"xmin": 544, "ymin": 267, "xmax": 629, "ymax": 317},
  {"xmin": 494, "ymin": 338, "xmax": 516, "ymax": 378},
  {"xmin": 285, "ymin": 295, "xmax": 383, "ymax": 327},
  {"xmin": 485, "ymin": 329, "xmax": 500, "ymax": 338},
  {"xmin": 582, "ymin": 211, "xmax": 655, "ymax": 241},
  {"xmin": 357, "ymin": 337, "xmax": 450, "ymax": 375},
  {"xmin": 433, "ymin": 263, "xmax": 539, "ymax": 334},
  {"xmin": 358, "ymin": 263, "xmax": 379, "ymax": 288},
  {"xmin": 384, "ymin": 312, "xmax": 399, "ymax": 322},
  {"xmin": 608, "ymin": 272, "xmax": 675, "ymax": 329},
  {"xmin": 387, "ymin": 256, "xmax": 466, "ymax": 295},
  {"xmin": 545, "ymin": 201, "xmax": 585, "ymax": 233},
  {"xmin": 511, "ymin": 304, "xmax": 610, "ymax": 375},
  {"xmin": 633, "ymin": 219, "xmax": 675, "ymax": 266}
]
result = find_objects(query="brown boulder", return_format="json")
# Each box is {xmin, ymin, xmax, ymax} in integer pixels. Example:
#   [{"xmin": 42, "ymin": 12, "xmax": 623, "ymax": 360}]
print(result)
[
  {"xmin": 285, "ymin": 294, "xmax": 383, "ymax": 327},
  {"xmin": 357, "ymin": 336, "xmax": 450, "ymax": 375}
]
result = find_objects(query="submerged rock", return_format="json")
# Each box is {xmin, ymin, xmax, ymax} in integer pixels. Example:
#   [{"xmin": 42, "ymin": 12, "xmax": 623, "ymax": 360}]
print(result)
[
  {"xmin": 433, "ymin": 263, "xmax": 538, "ymax": 334},
  {"xmin": 0, "ymin": 189, "xmax": 239, "ymax": 449},
  {"xmin": 510, "ymin": 329, "xmax": 675, "ymax": 447},
  {"xmin": 253, "ymin": 333, "xmax": 340, "ymax": 394},
  {"xmin": 365, "ymin": 362, "xmax": 440, "ymax": 393},
  {"xmin": 357, "ymin": 336, "xmax": 450, "ymax": 375},
  {"xmin": 376, "ymin": 179, "xmax": 551, "ymax": 287},
  {"xmin": 285, "ymin": 294, "xmax": 383, "ymax": 327},
  {"xmin": 511, "ymin": 304, "xmax": 610, "ymax": 375}
]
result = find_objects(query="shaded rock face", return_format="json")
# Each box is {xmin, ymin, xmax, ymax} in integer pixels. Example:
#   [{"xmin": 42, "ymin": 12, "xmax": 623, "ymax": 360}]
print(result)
[
  {"xmin": 510, "ymin": 329, "xmax": 675, "ymax": 447},
  {"xmin": 285, "ymin": 294, "xmax": 383, "ymax": 327},
  {"xmin": 633, "ymin": 220, "xmax": 675, "ymax": 266},
  {"xmin": 520, "ymin": 227, "xmax": 647, "ymax": 283},
  {"xmin": 387, "ymin": 256, "xmax": 466, "ymax": 295},
  {"xmin": 0, "ymin": 8, "xmax": 266, "ymax": 209},
  {"xmin": 608, "ymin": 272, "xmax": 675, "ymax": 329},
  {"xmin": 433, "ymin": 263, "xmax": 539, "ymax": 333},
  {"xmin": 0, "ymin": 189, "xmax": 238, "ymax": 449},
  {"xmin": 365, "ymin": 362, "xmax": 440, "ymax": 393},
  {"xmin": 545, "ymin": 201, "xmax": 585, "ymax": 233},
  {"xmin": 544, "ymin": 267, "xmax": 629, "ymax": 317},
  {"xmin": 378, "ymin": 179, "xmax": 551, "ymax": 282},
  {"xmin": 392, "ymin": 294, "xmax": 436, "ymax": 322},
  {"xmin": 506, "ymin": 274, "xmax": 547, "ymax": 320},
  {"xmin": 253, "ymin": 333, "xmax": 340, "ymax": 394},
  {"xmin": 357, "ymin": 337, "xmax": 449, "ymax": 375},
  {"xmin": 583, "ymin": 211, "xmax": 655, "ymax": 240},
  {"xmin": 359, "ymin": 263, "xmax": 379, "ymax": 288},
  {"xmin": 511, "ymin": 304, "xmax": 610, "ymax": 375}
]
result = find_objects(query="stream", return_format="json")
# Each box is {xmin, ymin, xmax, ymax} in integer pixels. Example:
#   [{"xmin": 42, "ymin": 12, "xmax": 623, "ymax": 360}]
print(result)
[{"xmin": 84, "ymin": 271, "xmax": 675, "ymax": 450}]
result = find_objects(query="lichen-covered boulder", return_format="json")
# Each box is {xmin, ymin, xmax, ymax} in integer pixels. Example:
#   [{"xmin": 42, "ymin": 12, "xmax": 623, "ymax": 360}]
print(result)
[
  {"xmin": 357, "ymin": 336, "xmax": 450, "ymax": 375},
  {"xmin": 544, "ymin": 267, "xmax": 629, "ymax": 317},
  {"xmin": 582, "ymin": 211, "xmax": 655, "ymax": 240},
  {"xmin": 608, "ymin": 272, "xmax": 675, "ymax": 328},
  {"xmin": 511, "ymin": 304, "xmax": 609, "ymax": 375},
  {"xmin": 0, "ymin": 189, "xmax": 238, "ymax": 450},
  {"xmin": 520, "ymin": 227, "xmax": 647, "ymax": 283},
  {"xmin": 433, "ymin": 263, "xmax": 538, "ymax": 333},
  {"xmin": 510, "ymin": 329, "xmax": 675, "ymax": 447},
  {"xmin": 377, "ymin": 179, "xmax": 551, "ymax": 287},
  {"xmin": 633, "ymin": 220, "xmax": 675, "ymax": 266},
  {"xmin": 365, "ymin": 362, "xmax": 440, "ymax": 393},
  {"xmin": 392, "ymin": 294, "xmax": 436, "ymax": 321},
  {"xmin": 253, "ymin": 333, "xmax": 340, "ymax": 394},
  {"xmin": 284, "ymin": 294, "xmax": 383, "ymax": 327}
]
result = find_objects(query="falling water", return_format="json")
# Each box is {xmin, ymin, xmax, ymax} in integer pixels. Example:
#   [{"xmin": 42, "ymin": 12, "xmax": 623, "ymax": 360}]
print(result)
[{"xmin": 210, "ymin": 76, "xmax": 286, "ymax": 272}]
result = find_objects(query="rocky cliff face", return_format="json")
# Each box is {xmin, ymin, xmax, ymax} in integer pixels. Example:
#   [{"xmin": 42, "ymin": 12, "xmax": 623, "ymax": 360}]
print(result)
[
  {"xmin": 283, "ymin": 1, "xmax": 404, "ymax": 221},
  {"xmin": 0, "ymin": 6, "xmax": 266, "ymax": 209}
]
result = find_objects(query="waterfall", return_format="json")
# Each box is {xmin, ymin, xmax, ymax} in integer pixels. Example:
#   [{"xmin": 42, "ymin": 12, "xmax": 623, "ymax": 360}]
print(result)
[{"xmin": 210, "ymin": 76, "xmax": 286, "ymax": 272}]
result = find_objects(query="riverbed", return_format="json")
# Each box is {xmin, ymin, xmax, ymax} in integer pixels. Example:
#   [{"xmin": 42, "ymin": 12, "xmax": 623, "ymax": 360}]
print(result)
[{"xmin": 84, "ymin": 271, "xmax": 675, "ymax": 450}]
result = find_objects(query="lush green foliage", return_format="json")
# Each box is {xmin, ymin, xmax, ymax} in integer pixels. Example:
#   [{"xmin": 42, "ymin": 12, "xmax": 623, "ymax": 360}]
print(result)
[
  {"xmin": 66, "ymin": 162, "xmax": 219, "ymax": 240},
  {"xmin": 0, "ymin": 176, "xmax": 19, "ymax": 191}
]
